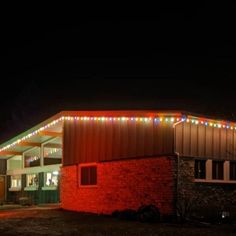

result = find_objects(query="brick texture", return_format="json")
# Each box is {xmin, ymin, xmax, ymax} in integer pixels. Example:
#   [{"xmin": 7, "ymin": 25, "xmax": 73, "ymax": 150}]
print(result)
[{"xmin": 61, "ymin": 156, "xmax": 175, "ymax": 215}]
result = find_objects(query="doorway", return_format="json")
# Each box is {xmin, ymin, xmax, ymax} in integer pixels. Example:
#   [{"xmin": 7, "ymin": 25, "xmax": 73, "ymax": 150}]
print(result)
[{"xmin": 0, "ymin": 176, "xmax": 5, "ymax": 204}]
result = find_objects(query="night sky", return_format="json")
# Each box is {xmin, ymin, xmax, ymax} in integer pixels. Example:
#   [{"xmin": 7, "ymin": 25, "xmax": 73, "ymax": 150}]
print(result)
[{"xmin": 1, "ymin": 8, "xmax": 236, "ymax": 142}]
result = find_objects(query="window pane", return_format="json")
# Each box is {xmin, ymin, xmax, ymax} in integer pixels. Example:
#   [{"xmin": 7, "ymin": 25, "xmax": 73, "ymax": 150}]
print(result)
[
  {"xmin": 45, "ymin": 172, "xmax": 58, "ymax": 186},
  {"xmin": 194, "ymin": 160, "xmax": 206, "ymax": 179},
  {"xmin": 230, "ymin": 162, "xmax": 236, "ymax": 180},
  {"xmin": 81, "ymin": 167, "xmax": 89, "ymax": 185},
  {"xmin": 80, "ymin": 166, "xmax": 97, "ymax": 186},
  {"xmin": 26, "ymin": 174, "xmax": 39, "ymax": 186},
  {"xmin": 90, "ymin": 166, "xmax": 97, "ymax": 185},
  {"xmin": 212, "ymin": 161, "xmax": 224, "ymax": 180},
  {"xmin": 11, "ymin": 175, "xmax": 21, "ymax": 188}
]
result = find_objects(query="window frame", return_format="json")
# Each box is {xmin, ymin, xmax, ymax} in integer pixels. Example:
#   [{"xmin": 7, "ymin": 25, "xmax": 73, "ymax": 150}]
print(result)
[
  {"xmin": 79, "ymin": 163, "xmax": 98, "ymax": 187},
  {"xmin": 194, "ymin": 159, "xmax": 206, "ymax": 179}
]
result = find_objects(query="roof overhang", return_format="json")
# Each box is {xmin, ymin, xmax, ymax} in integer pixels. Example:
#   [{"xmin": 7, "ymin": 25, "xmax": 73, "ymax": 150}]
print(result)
[{"xmin": 1, "ymin": 110, "xmax": 236, "ymax": 159}]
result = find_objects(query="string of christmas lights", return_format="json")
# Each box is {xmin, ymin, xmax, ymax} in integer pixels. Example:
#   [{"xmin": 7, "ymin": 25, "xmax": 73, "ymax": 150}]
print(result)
[{"xmin": 1, "ymin": 115, "xmax": 236, "ymax": 153}]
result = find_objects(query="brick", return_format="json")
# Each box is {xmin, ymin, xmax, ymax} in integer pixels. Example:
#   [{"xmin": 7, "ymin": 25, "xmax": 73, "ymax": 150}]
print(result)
[{"xmin": 61, "ymin": 156, "xmax": 175, "ymax": 216}]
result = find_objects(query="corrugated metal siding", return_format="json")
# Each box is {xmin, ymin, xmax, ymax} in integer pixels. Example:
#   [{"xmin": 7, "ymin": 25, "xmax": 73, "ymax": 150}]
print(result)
[
  {"xmin": 175, "ymin": 122, "xmax": 236, "ymax": 160},
  {"xmin": 63, "ymin": 120, "xmax": 174, "ymax": 165}
]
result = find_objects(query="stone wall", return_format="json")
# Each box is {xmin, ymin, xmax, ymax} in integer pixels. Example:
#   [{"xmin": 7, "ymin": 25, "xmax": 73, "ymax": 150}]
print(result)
[{"xmin": 177, "ymin": 157, "xmax": 236, "ymax": 220}]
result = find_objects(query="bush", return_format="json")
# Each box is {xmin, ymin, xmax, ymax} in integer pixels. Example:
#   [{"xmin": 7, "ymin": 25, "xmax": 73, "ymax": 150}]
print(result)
[
  {"xmin": 137, "ymin": 205, "xmax": 160, "ymax": 223},
  {"xmin": 117, "ymin": 209, "xmax": 137, "ymax": 221}
]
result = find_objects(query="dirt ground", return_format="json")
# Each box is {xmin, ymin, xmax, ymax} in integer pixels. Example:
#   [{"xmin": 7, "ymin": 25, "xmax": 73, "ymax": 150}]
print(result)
[{"xmin": 0, "ymin": 206, "xmax": 236, "ymax": 236}]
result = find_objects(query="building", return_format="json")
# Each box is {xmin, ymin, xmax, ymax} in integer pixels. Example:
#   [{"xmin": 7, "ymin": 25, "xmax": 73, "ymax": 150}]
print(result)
[{"xmin": 0, "ymin": 110, "xmax": 236, "ymax": 218}]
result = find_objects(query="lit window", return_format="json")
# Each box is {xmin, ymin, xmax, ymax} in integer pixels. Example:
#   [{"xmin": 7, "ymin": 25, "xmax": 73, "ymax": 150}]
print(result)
[
  {"xmin": 230, "ymin": 161, "xmax": 236, "ymax": 180},
  {"xmin": 80, "ymin": 165, "xmax": 97, "ymax": 186},
  {"xmin": 45, "ymin": 171, "xmax": 59, "ymax": 186},
  {"xmin": 212, "ymin": 161, "xmax": 224, "ymax": 180},
  {"xmin": 26, "ymin": 174, "xmax": 39, "ymax": 187},
  {"xmin": 194, "ymin": 160, "xmax": 206, "ymax": 179},
  {"xmin": 11, "ymin": 175, "xmax": 21, "ymax": 188}
]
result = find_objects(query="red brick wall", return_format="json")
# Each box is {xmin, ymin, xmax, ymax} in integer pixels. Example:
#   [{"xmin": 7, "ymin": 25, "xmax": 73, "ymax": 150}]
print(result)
[{"xmin": 61, "ymin": 156, "xmax": 176, "ymax": 215}]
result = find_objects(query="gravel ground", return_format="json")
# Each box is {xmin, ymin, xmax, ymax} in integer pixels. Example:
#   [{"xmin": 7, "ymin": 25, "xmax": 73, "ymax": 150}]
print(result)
[{"xmin": 1, "ymin": 206, "xmax": 236, "ymax": 236}]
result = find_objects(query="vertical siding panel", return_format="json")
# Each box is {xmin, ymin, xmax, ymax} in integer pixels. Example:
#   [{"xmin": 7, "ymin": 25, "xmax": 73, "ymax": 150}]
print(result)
[
  {"xmin": 175, "ymin": 123, "xmax": 183, "ymax": 155},
  {"xmin": 190, "ymin": 124, "xmax": 198, "ymax": 157},
  {"xmin": 120, "ymin": 120, "xmax": 129, "ymax": 158},
  {"xmin": 226, "ymin": 129, "xmax": 231, "ymax": 160},
  {"xmin": 80, "ymin": 121, "xmax": 86, "ymax": 163},
  {"xmin": 127, "ymin": 120, "xmax": 136, "ymax": 157},
  {"xmin": 205, "ymin": 126, "xmax": 213, "ymax": 158},
  {"xmin": 86, "ymin": 120, "xmax": 93, "ymax": 162},
  {"xmin": 67, "ymin": 121, "xmax": 73, "ymax": 165},
  {"xmin": 213, "ymin": 128, "xmax": 220, "ymax": 159},
  {"xmin": 99, "ymin": 121, "xmax": 106, "ymax": 161},
  {"xmin": 233, "ymin": 130, "xmax": 236, "ymax": 160},
  {"xmin": 153, "ymin": 122, "xmax": 162, "ymax": 155},
  {"xmin": 183, "ymin": 123, "xmax": 191, "ymax": 156},
  {"xmin": 198, "ymin": 125, "xmax": 205, "ymax": 157},
  {"xmin": 144, "ymin": 121, "xmax": 154, "ymax": 156},
  {"xmin": 136, "ymin": 121, "xmax": 145, "ymax": 157},
  {"xmin": 112, "ymin": 121, "xmax": 121, "ymax": 158},
  {"xmin": 105, "ymin": 120, "xmax": 113, "ymax": 161},
  {"xmin": 72, "ymin": 120, "xmax": 78, "ymax": 164},
  {"xmin": 91, "ymin": 120, "xmax": 100, "ymax": 162},
  {"xmin": 220, "ymin": 128, "xmax": 226, "ymax": 160}
]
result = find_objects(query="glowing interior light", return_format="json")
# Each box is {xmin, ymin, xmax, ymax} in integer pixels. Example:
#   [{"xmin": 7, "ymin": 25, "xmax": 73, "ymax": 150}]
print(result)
[
  {"xmin": 144, "ymin": 118, "xmax": 148, "ymax": 122},
  {"xmin": 165, "ymin": 118, "xmax": 169, "ymax": 122},
  {"xmin": 218, "ymin": 124, "xmax": 221, "ymax": 128},
  {"xmin": 121, "ymin": 117, "xmax": 126, "ymax": 121},
  {"xmin": 181, "ymin": 118, "xmax": 185, "ymax": 122},
  {"xmin": 149, "ymin": 118, "xmax": 152, "ymax": 121},
  {"xmin": 109, "ymin": 118, "xmax": 112, "ymax": 121},
  {"xmin": 131, "ymin": 117, "xmax": 134, "ymax": 121},
  {"xmin": 200, "ymin": 121, "xmax": 204, "ymax": 124},
  {"xmin": 135, "ymin": 118, "xmax": 138, "ymax": 121},
  {"xmin": 177, "ymin": 118, "xmax": 180, "ymax": 121},
  {"xmin": 186, "ymin": 119, "xmax": 190, "ymax": 122},
  {"xmin": 140, "ymin": 118, "xmax": 143, "ymax": 121},
  {"xmin": 210, "ymin": 123, "xmax": 213, "ymax": 126},
  {"xmin": 159, "ymin": 118, "xmax": 163, "ymax": 122},
  {"xmin": 113, "ymin": 118, "xmax": 116, "ymax": 121},
  {"xmin": 195, "ymin": 121, "xmax": 199, "ymax": 125},
  {"xmin": 205, "ymin": 122, "xmax": 208, "ymax": 126},
  {"xmin": 53, "ymin": 171, "xmax": 59, "ymax": 175},
  {"xmin": 226, "ymin": 125, "xmax": 230, "ymax": 129},
  {"xmin": 213, "ymin": 124, "xmax": 217, "ymax": 127},
  {"xmin": 170, "ymin": 118, "xmax": 174, "ymax": 122}
]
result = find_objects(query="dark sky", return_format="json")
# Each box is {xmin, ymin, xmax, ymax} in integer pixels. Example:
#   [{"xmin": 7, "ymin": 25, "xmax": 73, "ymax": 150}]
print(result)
[{"xmin": 1, "ymin": 8, "xmax": 236, "ymax": 142}]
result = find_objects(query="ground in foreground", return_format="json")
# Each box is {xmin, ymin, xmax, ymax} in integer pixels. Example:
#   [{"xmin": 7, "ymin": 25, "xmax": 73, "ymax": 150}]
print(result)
[{"xmin": 0, "ymin": 206, "xmax": 236, "ymax": 236}]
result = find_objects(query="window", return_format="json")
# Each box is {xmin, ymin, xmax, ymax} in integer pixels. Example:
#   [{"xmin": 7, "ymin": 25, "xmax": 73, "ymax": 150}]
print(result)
[
  {"xmin": 212, "ymin": 161, "xmax": 224, "ymax": 180},
  {"xmin": 230, "ymin": 161, "xmax": 236, "ymax": 180},
  {"xmin": 45, "ymin": 171, "xmax": 59, "ymax": 186},
  {"xmin": 11, "ymin": 175, "xmax": 21, "ymax": 188},
  {"xmin": 26, "ymin": 174, "xmax": 39, "ymax": 187},
  {"xmin": 194, "ymin": 160, "xmax": 206, "ymax": 179},
  {"xmin": 80, "ymin": 165, "xmax": 97, "ymax": 186},
  {"xmin": 24, "ymin": 148, "xmax": 40, "ymax": 167}
]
